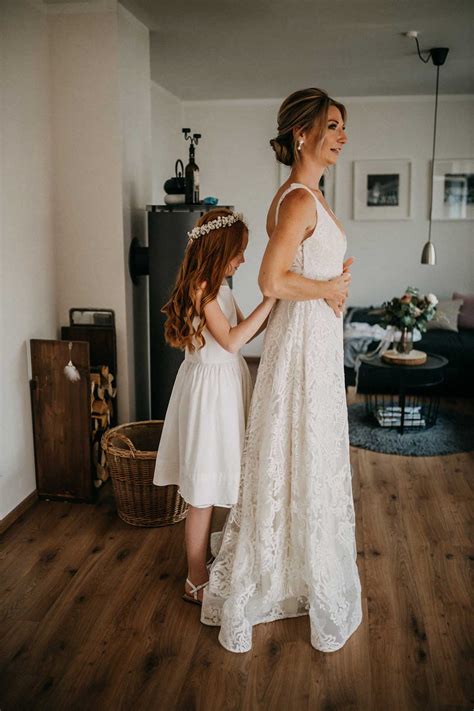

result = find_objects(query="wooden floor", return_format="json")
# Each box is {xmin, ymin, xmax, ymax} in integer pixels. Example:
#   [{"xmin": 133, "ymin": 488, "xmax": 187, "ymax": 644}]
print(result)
[{"xmin": 1, "ymin": 395, "xmax": 473, "ymax": 711}]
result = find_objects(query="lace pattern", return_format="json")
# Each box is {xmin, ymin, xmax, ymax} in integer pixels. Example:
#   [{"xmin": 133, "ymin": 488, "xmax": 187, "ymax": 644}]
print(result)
[{"xmin": 201, "ymin": 184, "xmax": 363, "ymax": 652}]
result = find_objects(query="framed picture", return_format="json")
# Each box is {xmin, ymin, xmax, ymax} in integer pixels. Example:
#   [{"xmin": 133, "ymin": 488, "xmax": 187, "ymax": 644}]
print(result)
[
  {"xmin": 353, "ymin": 159, "xmax": 412, "ymax": 220},
  {"xmin": 277, "ymin": 163, "xmax": 336, "ymax": 210},
  {"xmin": 432, "ymin": 159, "xmax": 474, "ymax": 220}
]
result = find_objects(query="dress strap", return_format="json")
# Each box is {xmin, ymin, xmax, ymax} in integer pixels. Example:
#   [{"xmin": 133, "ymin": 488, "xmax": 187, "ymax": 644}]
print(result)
[{"xmin": 275, "ymin": 182, "xmax": 319, "ymax": 224}]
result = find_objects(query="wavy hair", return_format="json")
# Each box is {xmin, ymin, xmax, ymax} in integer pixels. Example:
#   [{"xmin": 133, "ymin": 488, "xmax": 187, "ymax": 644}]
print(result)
[
  {"xmin": 162, "ymin": 208, "xmax": 247, "ymax": 351},
  {"xmin": 269, "ymin": 88, "xmax": 347, "ymax": 166}
]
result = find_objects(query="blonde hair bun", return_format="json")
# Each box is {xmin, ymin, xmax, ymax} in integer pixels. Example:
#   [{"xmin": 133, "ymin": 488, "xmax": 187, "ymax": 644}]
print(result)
[{"xmin": 269, "ymin": 136, "xmax": 293, "ymax": 166}]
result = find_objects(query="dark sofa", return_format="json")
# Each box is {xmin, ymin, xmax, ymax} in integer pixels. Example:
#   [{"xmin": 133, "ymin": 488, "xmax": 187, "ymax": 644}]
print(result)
[{"xmin": 344, "ymin": 306, "xmax": 474, "ymax": 396}]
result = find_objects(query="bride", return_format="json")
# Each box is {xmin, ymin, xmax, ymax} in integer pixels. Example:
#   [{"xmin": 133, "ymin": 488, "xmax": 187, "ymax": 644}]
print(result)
[{"xmin": 201, "ymin": 88, "xmax": 363, "ymax": 653}]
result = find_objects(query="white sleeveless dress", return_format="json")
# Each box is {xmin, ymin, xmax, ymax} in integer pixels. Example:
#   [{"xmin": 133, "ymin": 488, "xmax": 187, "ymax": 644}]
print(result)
[
  {"xmin": 201, "ymin": 183, "xmax": 363, "ymax": 652},
  {"xmin": 153, "ymin": 282, "xmax": 253, "ymax": 508}
]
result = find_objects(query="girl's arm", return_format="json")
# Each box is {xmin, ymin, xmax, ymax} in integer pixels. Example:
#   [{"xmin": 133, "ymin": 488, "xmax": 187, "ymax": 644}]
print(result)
[
  {"xmin": 259, "ymin": 189, "xmax": 351, "ymax": 302},
  {"xmin": 235, "ymin": 299, "xmax": 270, "ymax": 341},
  {"xmin": 235, "ymin": 302, "xmax": 245, "ymax": 324},
  {"xmin": 247, "ymin": 314, "xmax": 271, "ymax": 342},
  {"xmin": 202, "ymin": 296, "xmax": 276, "ymax": 355}
]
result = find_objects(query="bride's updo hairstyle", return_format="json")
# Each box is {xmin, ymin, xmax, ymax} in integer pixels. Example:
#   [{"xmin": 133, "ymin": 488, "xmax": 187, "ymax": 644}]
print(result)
[{"xmin": 270, "ymin": 88, "xmax": 346, "ymax": 166}]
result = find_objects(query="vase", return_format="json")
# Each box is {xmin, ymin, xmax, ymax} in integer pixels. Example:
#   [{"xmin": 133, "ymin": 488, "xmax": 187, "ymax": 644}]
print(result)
[{"xmin": 396, "ymin": 327, "xmax": 413, "ymax": 354}]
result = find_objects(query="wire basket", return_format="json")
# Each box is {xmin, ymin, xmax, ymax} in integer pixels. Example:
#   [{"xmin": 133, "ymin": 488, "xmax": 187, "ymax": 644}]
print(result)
[{"xmin": 102, "ymin": 420, "xmax": 188, "ymax": 527}]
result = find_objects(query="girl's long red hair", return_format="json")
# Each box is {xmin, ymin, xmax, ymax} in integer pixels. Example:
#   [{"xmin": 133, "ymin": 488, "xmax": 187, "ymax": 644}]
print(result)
[{"xmin": 162, "ymin": 208, "xmax": 247, "ymax": 352}]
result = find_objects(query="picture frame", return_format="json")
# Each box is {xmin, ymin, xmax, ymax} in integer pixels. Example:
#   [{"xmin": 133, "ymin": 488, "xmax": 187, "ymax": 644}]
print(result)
[
  {"xmin": 432, "ymin": 159, "xmax": 474, "ymax": 220},
  {"xmin": 277, "ymin": 163, "xmax": 336, "ymax": 210},
  {"xmin": 353, "ymin": 159, "xmax": 412, "ymax": 220}
]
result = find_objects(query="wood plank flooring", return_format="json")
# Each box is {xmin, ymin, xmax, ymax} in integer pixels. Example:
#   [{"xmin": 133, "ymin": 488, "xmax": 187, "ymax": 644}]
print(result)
[{"xmin": 1, "ymin": 393, "xmax": 473, "ymax": 710}]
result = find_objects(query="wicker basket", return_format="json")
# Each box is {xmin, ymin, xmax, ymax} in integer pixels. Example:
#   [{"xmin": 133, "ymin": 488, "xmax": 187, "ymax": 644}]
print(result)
[{"xmin": 102, "ymin": 420, "xmax": 188, "ymax": 527}]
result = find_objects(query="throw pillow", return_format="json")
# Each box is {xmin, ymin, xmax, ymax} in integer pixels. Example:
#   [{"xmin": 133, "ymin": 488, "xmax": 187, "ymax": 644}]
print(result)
[
  {"xmin": 425, "ymin": 298, "xmax": 464, "ymax": 332},
  {"xmin": 452, "ymin": 292, "xmax": 474, "ymax": 330}
]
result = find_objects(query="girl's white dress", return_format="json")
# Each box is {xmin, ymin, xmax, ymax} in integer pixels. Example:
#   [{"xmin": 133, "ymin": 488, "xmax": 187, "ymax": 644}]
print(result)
[
  {"xmin": 153, "ymin": 282, "xmax": 253, "ymax": 508},
  {"xmin": 201, "ymin": 183, "xmax": 363, "ymax": 653}
]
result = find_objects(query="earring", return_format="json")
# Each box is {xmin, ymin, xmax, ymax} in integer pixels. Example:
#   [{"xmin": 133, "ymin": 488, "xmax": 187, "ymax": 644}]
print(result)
[{"xmin": 297, "ymin": 139, "xmax": 304, "ymax": 151}]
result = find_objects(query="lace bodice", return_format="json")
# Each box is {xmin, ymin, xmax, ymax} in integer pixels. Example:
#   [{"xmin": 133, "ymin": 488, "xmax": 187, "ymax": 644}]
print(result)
[{"xmin": 276, "ymin": 182, "xmax": 347, "ymax": 280}]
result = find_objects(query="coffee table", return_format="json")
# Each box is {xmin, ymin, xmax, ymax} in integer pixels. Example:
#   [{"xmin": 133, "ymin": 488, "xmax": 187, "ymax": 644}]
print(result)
[{"xmin": 356, "ymin": 352, "xmax": 449, "ymax": 434}]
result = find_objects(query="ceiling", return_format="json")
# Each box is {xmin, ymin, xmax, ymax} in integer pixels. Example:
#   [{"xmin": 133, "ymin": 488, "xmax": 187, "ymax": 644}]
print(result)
[{"xmin": 50, "ymin": 0, "xmax": 474, "ymax": 100}]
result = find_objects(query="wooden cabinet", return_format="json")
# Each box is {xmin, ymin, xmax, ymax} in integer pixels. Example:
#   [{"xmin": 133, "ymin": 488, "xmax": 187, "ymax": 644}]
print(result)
[
  {"xmin": 30, "ymin": 320, "xmax": 117, "ymax": 502},
  {"xmin": 30, "ymin": 339, "xmax": 93, "ymax": 501}
]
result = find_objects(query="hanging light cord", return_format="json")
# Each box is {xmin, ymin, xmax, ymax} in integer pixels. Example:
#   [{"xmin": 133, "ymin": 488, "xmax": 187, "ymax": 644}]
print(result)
[
  {"xmin": 414, "ymin": 36, "xmax": 431, "ymax": 63},
  {"xmin": 427, "ymin": 64, "xmax": 440, "ymax": 243}
]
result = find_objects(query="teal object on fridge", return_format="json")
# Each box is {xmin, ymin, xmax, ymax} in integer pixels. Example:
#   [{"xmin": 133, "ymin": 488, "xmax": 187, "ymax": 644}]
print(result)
[{"xmin": 202, "ymin": 197, "xmax": 218, "ymax": 205}]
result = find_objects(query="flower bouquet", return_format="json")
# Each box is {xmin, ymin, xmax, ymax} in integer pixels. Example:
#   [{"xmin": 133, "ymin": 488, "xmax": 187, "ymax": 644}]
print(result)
[{"xmin": 381, "ymin": 286, "xmax": 438, "ymax": 354}]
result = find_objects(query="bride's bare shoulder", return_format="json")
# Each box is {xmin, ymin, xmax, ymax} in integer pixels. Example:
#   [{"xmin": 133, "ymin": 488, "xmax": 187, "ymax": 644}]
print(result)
[{"xmin": 266, "ymin": 184, "xmax": 316, "ymax": 237}]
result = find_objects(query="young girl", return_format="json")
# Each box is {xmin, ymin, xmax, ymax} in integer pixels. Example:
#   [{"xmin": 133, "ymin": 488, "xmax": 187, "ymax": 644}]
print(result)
[{"xmin": 153, "ymin": 208, "xmax": 275, "ymax": 605}]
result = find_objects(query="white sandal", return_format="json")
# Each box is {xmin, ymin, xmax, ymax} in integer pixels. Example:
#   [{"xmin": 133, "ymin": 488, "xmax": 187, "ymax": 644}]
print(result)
[{"xmin": 183, "ymin": 578, "xmax": 209, "ymax": 606}]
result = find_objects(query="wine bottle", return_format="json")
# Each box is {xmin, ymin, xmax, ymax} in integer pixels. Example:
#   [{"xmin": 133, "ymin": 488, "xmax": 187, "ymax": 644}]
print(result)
[{"xmin": 185, "ymin": 143, "xmax": 200, "ymax": 204}]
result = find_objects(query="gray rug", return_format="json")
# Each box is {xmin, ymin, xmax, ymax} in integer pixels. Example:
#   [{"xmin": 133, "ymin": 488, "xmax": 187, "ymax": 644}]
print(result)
[{"xmin": 348, "ymin": 403, "xmax": 474, "ymax": 456}]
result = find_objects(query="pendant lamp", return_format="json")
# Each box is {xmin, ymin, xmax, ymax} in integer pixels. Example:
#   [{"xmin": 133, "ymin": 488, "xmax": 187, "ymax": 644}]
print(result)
[{"xmin": 405, "ymin": 32, "xmax": 449, "ymax": 265}]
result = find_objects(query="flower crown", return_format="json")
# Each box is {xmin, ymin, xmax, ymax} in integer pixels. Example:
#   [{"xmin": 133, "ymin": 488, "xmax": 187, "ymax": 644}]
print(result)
[{"xmin": 187, "ymin": 212, "xmax": 246, "ymax": 242}]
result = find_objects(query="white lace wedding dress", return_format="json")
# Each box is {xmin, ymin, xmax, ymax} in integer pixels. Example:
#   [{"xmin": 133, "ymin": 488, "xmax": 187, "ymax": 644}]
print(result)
[{"xmin": 201, "ymin": 183, "xmax": 363, "ymax": 653}]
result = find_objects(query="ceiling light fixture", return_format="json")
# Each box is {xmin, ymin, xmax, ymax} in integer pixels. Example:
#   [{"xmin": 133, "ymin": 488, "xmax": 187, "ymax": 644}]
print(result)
[{"xmin": 405, "ymin": 31, "xmax": 449, "ymax": 265}]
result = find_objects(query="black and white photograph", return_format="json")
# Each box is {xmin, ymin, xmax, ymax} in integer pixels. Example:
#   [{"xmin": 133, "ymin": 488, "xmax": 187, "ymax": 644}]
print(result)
[
  {"xmin": 354, "ymin": 159, "xmax": 411, "ymax": 219},
  {"xmin": 366, "ymin": 173, "xmax": 400, "ymax": 206},
  {"xmin": 444, "ymin": 174, "xmax": 468, "ymax": 205},
  {"xmin": 432, "ymin": 159, "xmax": 474, "ymax": 220}
]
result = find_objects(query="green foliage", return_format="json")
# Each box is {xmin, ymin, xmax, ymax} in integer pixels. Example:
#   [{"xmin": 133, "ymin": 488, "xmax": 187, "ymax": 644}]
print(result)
[{"xmin": 381, "ymin": 286, "xmax": 438, "ymax": 333}]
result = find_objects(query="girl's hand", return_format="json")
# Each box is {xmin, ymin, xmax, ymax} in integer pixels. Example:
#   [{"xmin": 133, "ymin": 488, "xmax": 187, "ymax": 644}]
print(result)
[{"xmin": 263, "ymin": 296, "xmax": 277, "ymax": 306}]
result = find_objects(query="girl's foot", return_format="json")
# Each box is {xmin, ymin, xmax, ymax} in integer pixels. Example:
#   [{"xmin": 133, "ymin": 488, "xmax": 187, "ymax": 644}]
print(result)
[{"xmin": 183, "ymin": 577, "xmax": 209, "ymax": 606}]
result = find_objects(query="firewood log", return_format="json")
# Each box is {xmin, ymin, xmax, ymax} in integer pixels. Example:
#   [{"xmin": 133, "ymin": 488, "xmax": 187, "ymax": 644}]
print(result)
[
  {"xmin": 91, "ymin": 399, "xmax": 108, "ymax": 415},
  {"xmin": 91, "ymin": 413, "xmax": 108, "ymax": 430},
  {"xmin": 96, "ymin": 463, "xmax": 109, "ymax": 482}
]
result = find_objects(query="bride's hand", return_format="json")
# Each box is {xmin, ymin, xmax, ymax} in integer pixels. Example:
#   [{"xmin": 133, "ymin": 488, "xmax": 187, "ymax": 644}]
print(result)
[
  {"xmin": 326, "ymin": 272, "xmax": 351, "ymax": 303},
  {"xmin": 343, "ymin": 256, "xmax": 355, "ymax": 273},
  {"xmin": 326, "ymin": 257, "xmax": 354, "ymax": 315},
  {"xmin": 326, "ymin": 298, "xmax": 344, "ymax": 318}
]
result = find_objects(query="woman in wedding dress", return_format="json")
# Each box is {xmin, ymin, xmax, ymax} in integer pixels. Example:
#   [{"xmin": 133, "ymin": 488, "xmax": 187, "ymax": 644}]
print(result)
[{"xmin": 201, "ymin": 88, "xmax": 363, "ymax": 653}]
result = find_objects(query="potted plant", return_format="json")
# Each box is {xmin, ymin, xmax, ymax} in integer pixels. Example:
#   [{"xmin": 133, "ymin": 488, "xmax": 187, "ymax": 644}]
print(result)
[{"xmin": 381, "ymin": 287, "xmax": 438, "ymax": 354}]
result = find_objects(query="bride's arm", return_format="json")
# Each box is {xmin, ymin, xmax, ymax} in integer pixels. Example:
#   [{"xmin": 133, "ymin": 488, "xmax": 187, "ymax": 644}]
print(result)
[{"xmin": 259, "ymin": 190, "xmax": 350, "ymax": 302}]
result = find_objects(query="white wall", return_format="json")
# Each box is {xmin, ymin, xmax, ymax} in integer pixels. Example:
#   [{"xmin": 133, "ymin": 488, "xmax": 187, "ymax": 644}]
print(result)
[
  {"xmin": 1, "ymin": 0, "xmax": 155, "ymax": 520},
  {"xmin": 181, "ymin": 96, "xmax": 474, "ymax": 356},
  {"xmin": 182, "ymin": 99, "xmax": 278, "ymax": 355},
  {"xmin": 49, "ymin": 8, "xmax": 131, "ymax": 418},
  {"xmin": 118, "ymin": 4, "xmax": 152, "ymax": 420},
  {"xmin": 0, "ymin": 0, "xmax": 56, "ymax": 518},
  {"xmin": 151, "ymin": 82, "xmax": 184, "ymax": 203},
  {"xmin": 331, "ymin": 96, "xmax": 474, "ymax": 306}
]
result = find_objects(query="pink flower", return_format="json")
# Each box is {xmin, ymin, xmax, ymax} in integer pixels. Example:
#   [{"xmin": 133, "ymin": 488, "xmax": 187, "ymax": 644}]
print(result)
[{"xmin": 401, "ymin": 294, "xmax": 412, "ymax": 304}]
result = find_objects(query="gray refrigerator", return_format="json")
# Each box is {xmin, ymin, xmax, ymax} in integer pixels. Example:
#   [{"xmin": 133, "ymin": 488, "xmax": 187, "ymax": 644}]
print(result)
[{"xmin": 145, "ymin": 204, "xmax": 234, "ymax": 419}]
